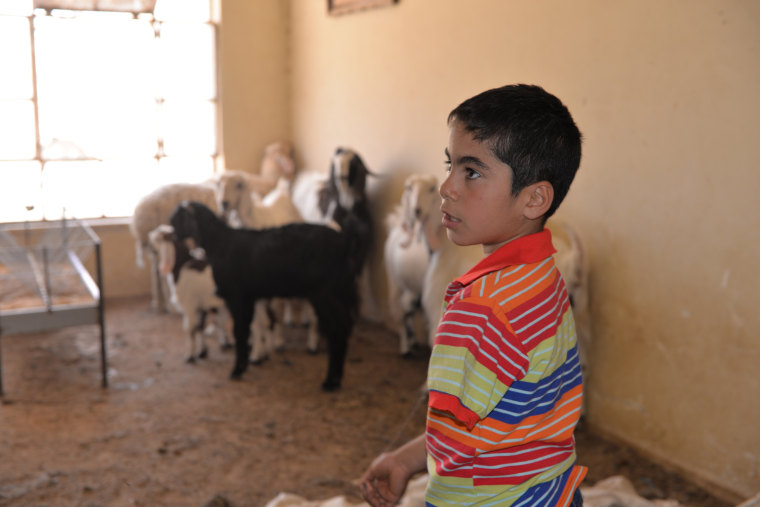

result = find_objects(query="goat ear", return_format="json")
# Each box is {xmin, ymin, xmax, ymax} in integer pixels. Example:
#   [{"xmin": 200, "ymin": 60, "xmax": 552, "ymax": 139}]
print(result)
[
  {"xmin": 317, "ymin": 184, "xmax": 332, "ymax": 216},
  {"xmin": 354, "ymin": 153, "xmax": 378, "ymax": 177},
  {"xmin": 349, "ymin": 155, "xmax": 368, "ymax": 190}
]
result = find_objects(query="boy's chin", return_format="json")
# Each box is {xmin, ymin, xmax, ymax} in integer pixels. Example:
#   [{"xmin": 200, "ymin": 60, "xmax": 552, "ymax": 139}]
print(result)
[{"xmin": 446, "ymin": 231, "xmax": 476, "ymax": 247}]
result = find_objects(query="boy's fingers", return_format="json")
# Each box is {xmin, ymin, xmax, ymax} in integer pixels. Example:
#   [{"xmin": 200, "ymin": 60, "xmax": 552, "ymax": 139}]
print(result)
[
  {"xmin": 361, "ymin": 478, "xmax": 397, "ymax": 507},
  {"xmin": 361, "ymin": 479, "xmax": 381, "ymax": 505}
]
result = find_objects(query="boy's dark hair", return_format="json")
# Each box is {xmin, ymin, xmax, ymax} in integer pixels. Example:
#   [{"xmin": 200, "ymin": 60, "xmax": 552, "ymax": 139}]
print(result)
[{"xmin": 448, "ymin": 84, "xmax": 582, "ymax": 219}]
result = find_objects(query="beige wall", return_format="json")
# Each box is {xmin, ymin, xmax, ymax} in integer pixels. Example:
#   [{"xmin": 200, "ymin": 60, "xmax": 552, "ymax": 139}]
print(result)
[
  {"xmin": 98, "ymin": 0, "xmax": 759, "ymax": 500},
  {"xmin": 95, "ymin": 222, "xmax": 153, "ymax": 299},
  {"xmin": 285, "ymin": 0, "xmax": 760, "ymax": 501},
  {"xmin": 218, "ymin": 0, "xmax": 291, "ymax": 171}
]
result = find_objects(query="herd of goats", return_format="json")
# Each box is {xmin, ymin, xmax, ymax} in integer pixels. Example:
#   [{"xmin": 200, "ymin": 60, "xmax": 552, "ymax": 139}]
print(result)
[{"xmin": 129, "ymin": 142, "xmax": 590, "ymax": 391}]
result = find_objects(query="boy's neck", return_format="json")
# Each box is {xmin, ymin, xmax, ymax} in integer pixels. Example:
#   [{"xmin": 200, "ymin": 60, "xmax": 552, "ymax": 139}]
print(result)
[{"xmin": 482, "ymin": 219, "xmax": 545, "ymax": 255}]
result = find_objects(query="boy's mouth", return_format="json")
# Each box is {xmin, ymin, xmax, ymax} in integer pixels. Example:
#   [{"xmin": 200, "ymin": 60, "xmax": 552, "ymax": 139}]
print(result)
[{"xmin": 442, "ymin": 211, "xmax": 460, "ymax": 228}]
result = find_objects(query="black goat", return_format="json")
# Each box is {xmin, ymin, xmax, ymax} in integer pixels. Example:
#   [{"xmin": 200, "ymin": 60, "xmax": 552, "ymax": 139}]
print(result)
[{"xmin": 169, "ymin": 201, "xmax": 361, "ymax": 390}]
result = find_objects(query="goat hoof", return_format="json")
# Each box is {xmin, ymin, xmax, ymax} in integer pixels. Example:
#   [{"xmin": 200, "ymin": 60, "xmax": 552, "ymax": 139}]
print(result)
[
  {"xmin": 401, "ymin": 343, "xmax": 422, "ymax": 359},
  {"xmin": 230, "ymin": 366, "xmax": 246, "ymax": 380},
  {"xmin": 321, "ymin": 379, "xmax": 341, "ymax": 391},
  {"xmin": 249, "ymin": 355, "xmax": 269, "ymax": 366}
]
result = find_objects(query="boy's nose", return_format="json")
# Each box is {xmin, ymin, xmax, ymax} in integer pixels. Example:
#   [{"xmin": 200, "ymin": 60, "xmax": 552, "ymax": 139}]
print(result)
[{"xmin": 440, "ymin": 174, "xmax": 456, "ymax": 201}]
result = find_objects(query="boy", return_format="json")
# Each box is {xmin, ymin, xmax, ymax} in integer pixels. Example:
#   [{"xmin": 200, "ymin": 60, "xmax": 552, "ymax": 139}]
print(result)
[{"xmin": 360, "ymin": 84, "xmax": 585, "ymax": 506}]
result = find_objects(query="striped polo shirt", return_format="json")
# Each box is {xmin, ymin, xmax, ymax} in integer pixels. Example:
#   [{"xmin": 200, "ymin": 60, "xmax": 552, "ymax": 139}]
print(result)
[{"xmin": 426, "ymin": 229, "xmax": 586, "ymax": 506}]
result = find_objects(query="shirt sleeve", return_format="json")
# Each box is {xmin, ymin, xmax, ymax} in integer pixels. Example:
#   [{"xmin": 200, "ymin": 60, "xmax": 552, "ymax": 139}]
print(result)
[{"xmin": 427, "ymin": 296, "xmax": 529, "ymax": 430}]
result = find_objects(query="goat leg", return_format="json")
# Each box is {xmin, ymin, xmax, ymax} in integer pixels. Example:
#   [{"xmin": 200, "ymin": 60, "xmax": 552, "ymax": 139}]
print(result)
[
  {"xmin": 399, "ymin": 293, "xmax": 422, "ymax": 356},
  {"xmin": 313, "ymin": 297, "xmax": 352, "ymax": 391},
  {"xmin": 197, "ymin": 309, "xmax": 209, "ymax": 359},
  {"xmin": 249, "ymin": 301, "xmax": 271, "ymax": 365},
  {"xmin": 228, "ymin": 299, "xmax": 254, "ymax": 380}
]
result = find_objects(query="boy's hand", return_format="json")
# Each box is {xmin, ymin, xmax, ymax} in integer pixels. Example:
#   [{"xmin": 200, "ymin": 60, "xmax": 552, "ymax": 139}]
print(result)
[
  {"xmin": 360, "ymin": 434, "xmax": 427, "ymax": 506},
  {"xmin": 359, "ymin": 451, "xmax": 411, "ymax": 507}
]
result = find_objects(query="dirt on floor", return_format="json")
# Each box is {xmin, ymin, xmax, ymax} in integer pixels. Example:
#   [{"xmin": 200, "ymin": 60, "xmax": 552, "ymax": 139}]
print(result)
[{"xmin": 0, "ymin": 296, "xmax": 733, "ymax": 507}]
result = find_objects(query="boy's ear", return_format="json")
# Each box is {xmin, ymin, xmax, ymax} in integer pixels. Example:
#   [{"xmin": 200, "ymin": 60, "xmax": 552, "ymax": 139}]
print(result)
[{"xmin": 522, "ymin": 181, "xmax": 554, "ymax": 220}]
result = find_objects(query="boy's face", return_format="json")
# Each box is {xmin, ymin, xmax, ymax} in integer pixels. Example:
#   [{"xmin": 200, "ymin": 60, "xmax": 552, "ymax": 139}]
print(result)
[{"xmin": 441, "ymin": 120, "xmax": 543, "ymax": 254}]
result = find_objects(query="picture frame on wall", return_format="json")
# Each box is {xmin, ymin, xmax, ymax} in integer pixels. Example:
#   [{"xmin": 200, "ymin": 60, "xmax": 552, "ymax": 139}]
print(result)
[{"xmin": 327, "ymin": 0, "xmax": 398, "ymax": 16}]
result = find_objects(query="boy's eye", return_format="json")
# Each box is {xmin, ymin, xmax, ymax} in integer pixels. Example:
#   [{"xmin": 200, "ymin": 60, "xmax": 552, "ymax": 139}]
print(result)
[
  {"xmin": 444, "ymin": 159, "xmax": 452, "ymax": 172},
  {"xmin": 465, "ymin": 167, "xmax": 481, "ymax": 179}
]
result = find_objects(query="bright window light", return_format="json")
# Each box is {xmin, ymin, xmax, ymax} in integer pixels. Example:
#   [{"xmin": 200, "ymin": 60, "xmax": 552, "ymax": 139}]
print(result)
[
  {"xmin": 0, "ymin": 0, "xmax": 218, "ymax": 223},
  {"xmin": 0, "ymin": 17, "xmax": 33, "ymax": 98},
  {"xmin": 0, "ymin": 101, "xmax": 37, "ymax": 159},
  {"xmin": 0, "ymin": 161, "xmax": 43, "ymax": 223}
]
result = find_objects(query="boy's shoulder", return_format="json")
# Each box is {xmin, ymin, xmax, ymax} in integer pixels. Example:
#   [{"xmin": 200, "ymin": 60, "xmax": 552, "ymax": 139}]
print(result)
[{"xmin": 459, "ymin": 253, "xmax": 559, "ymax": 309}]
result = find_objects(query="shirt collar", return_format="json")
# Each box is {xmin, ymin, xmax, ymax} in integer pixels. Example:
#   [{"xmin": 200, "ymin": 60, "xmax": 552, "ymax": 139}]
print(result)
[{"xmin": 454, "ymin": 229, "xmax": 557, "ymax": 287}]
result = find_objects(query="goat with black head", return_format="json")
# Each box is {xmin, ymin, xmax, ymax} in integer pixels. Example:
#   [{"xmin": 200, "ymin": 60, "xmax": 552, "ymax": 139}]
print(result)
[
  {"xmin": 169, "ymin": 200, "xmax": 362, "ymax": 390},
  {"xmin": 317, "ymin": 147, "xmax": 374, "ymax": 276}
]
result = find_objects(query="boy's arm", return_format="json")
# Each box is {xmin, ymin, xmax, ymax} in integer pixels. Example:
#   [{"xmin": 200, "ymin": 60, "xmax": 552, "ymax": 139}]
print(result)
[
  {"xmin": 429, "ymin": 298, "xmax": 529, "ymax": 426},
  {"xmin": 360, "ymin": 434, "xmax": 427, "ymax": 507}
]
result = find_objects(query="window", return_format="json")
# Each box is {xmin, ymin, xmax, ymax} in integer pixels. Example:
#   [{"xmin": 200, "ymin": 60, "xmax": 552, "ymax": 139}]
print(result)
[{"xmin": 0, "ymin": 0, "xmax": 219, "ymax": 223}]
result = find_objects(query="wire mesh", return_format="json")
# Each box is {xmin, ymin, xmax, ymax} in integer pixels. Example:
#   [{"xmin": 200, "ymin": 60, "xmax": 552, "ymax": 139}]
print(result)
[{"xmin": 0, "ymin": 218, "xmax": 99, "ymax": 310}]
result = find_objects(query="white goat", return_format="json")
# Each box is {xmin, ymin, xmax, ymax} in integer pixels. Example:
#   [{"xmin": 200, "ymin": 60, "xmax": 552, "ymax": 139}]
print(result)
[
  {"xmin": 217, "ymin": 141, "xmax": 296, "ymax": 224},
  {"xmin": 218, "ymin": 177, "xmax": 303, "ymax": 229},
  {"xmin": 399, "ymin": 176, "xmax": 482, "ymax": 350},
  {"xmin": 130, "ymin": 179, "xmax": 219, "ymax": 312},
  {"xmin": 383, "ymin": 174, "xmax": 439, "ymax": 355},
  {"xmin": 544, "ymin": 218, "xmax": 591, "ymax": 374},
  {"xmin": 421, "ymin": 228, "xmax": 483, "ymax": 350},
  {"xmin": 261, "ymin": 141, "xmax": 296, "ymax": 183},
  {"xmin": 291, "ymin": 170, "xmax": 332, "ymax": 226},
  {"xmin": 148, "ymin": 224, "xmax": 231, "ymax": 362}
]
